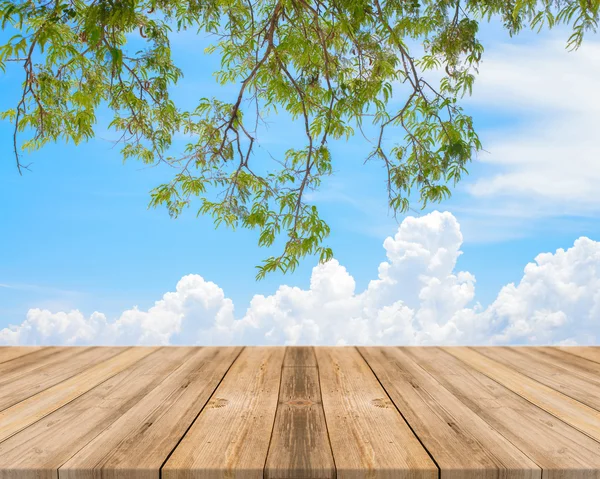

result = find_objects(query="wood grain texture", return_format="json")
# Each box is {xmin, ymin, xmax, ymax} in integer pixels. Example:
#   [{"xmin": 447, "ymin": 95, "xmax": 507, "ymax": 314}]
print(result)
[
  {"xmin": 0, "ymin": 346, "xmax": 155, "ymax": 442},
  {"xmin": 359, "ymin": 347, "xmax": 540, "ymax": 479},
  {"xmin": 2, "ymin": 347, "xmax": 600, "ymax": 479},
  {"xmin": 0, "ymin": 347, "xmax": 65, "ymax": 380},
  {"xmin": 265, "ymin": 347, "xmax": 335, "ymax": 479},
  {"xmin": 0, "ymin": 347, "xmax": 190, "ymax": 479},
  {"xmin": 558, "ymin": 347, "xmax": 600, "ymax": 365},
  {"xmin": 531, "ymin": 347, "xmax": 600, "ymax": 382},
  {"xmin": 316, "ymin": 347, "xmax": 438, "ymax": 479},
  {"xmin": 474, "ymin": 347, "xmax": 600, "ymax": 412},
  {"xmin": 407, "ymin": 347, "xmax": 600, "ymax": 478},
  {"xmin": 162, "ymin": 347, "xmax": 285, "ymax": 479},
  {"xmin": 0, "ymin": 347, "xmax": 87, "ymax": 406},
  {"xmin": 0, "ymin": 347, "xmax": 43, "ymax": 364},
  {"xmin": 59, "ymin": 347, "xmax": 242, "ymax": 479},
  {"xmin": 0, "ymin": 347, "xmax": 125, "ymax": 411},
  {"xmin": 283, "ymin": 346, "xmax": 317, "ymax": 367},
  {"xmin": 446, "ymin": 347, "xmax": 600, "ymax": 441}
]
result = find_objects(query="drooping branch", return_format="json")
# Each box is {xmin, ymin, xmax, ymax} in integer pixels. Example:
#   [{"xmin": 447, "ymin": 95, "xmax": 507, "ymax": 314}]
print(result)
[{"xmin": 1, "ymin": 0, "xmax": 596, "ymax": 278}]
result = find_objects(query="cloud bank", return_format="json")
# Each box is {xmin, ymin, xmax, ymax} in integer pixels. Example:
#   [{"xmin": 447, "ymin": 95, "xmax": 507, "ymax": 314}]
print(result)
[{"xmin": 1, "ymin": 211, "xmax": 598, "ymax": 346}]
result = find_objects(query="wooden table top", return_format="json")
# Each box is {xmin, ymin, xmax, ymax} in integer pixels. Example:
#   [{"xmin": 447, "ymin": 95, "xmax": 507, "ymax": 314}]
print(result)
[{"xmin": 0, "ymin": 346, "xmax": 600, "ymax": 479}]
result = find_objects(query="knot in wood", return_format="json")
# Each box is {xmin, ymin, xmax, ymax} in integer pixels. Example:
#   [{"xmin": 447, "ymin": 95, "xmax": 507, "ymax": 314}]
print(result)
[
  {"xmin": 371, "ymin": 397, "xmax": 391, "ymax": 408},
  {"xmin": 208, "ymin": 397, "xmax": 229, "ymax": 408},
  {"xmin": 285, "ymin": 399, "xmax": 314, "ymax": 407}
]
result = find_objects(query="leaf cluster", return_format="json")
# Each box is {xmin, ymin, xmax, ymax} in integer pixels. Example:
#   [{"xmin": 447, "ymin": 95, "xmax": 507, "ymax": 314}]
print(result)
[{"xmin": 1, "ymin": 0, "xmax": 597, "ymax": 277}]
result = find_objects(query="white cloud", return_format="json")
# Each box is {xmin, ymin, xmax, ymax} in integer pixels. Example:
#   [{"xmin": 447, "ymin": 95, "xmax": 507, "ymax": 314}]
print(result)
[
  {"xmin": 0, "ymin": 276, "xmax": 245, "ymax": 346},
  {"xmin": 465, "ymin": 38, "xmax": 600, "ymax": 214},
  {"xmin": 483, "ymin": 236, "xmax": 600, "ymax": 344},
  {"xmin": 2, "ymin": 211, "xmax": 598, "ymax": 346}
]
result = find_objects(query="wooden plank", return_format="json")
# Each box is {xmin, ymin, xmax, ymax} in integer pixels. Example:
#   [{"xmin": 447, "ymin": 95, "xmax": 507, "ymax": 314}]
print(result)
[
  {"xmin": 1, "ymin": 346, "xmax": 600, "ymax": 479},
  {"xmin": 59, "ymin": 347, "xmax": 242, "ymax": 479},
  {"xmin": 359, "ymin": 347, "xmax": 540, "ymax": 479},
  {"xmin": 0, "ymin": 347, "xmax": 126, "ymax": 411},
  {"xmin": 0, "ymin": 347, "xmax": 43, "ymax": 364},
  {"xmin": 283, "ymin": 346, "xmax": 317, "ymax": 367},
  {"xmin": 534, "ymin": 347, "xmax": 600, "ymax": 379},
  {"xmin": 0, "ymin": 347, "xmax": 65, "ymax": 378},
  {"xmin": 0, "ymin": 347, "xmax": 155, "ymax": 442},
  {"xmin": 558, "ymin": 347, "xmax": 600, "ymax": 365},
  {"xmin": 162, "ymin": 347, "xmax": 285, "ymax": 479},
  {"xmin": 446, "ymin": 347, "xmax": 600, "ymax": 441},
  {"xmin": 0, "ymin": 347, "xmax": 193, "ymax": 479},
  {"xmin": 407, "ymin": 347, "xmax": 600, "ymax": 478},
  {"xmin": 265, "ymin": 347, "xmax": 335, "ymax": 479},
  {"xmin": 474, "ymin": 347, "xmax": 600, "ymax": 412},
  {"xmin": 0, "ymin": 347, "xmax": 89, "ymax": 390},
  {"xmin": 315, "ymin": 347, "xmax": 437, "ymax": 479}
]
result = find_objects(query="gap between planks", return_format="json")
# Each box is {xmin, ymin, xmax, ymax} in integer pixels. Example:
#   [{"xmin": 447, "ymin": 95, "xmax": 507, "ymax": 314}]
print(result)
[{"xmin": 161, "ymin": 346, "xmax": 438, "ymax": 479}]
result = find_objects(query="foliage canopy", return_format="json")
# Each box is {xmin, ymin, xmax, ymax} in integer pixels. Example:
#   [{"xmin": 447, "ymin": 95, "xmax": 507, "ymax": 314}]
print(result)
[{"xmin": 1, "ymin": 0, "xmax": 598, "ymax": 277}]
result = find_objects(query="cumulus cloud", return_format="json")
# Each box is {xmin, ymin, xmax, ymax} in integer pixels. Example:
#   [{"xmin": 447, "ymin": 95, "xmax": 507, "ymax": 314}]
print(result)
[
  {"xmin": 482, "ymin": 236, "xmax": 600, "ymax": 345},
  {"xmin": 1, "ymin": 211, "xmax": 598, "ymax": 346}
]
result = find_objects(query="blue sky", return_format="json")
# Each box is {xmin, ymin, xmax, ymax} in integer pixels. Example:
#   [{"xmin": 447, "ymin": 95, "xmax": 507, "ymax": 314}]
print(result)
[{"xmin": 1, "ymin": 17, "xmax": 599, "ymax": 345}]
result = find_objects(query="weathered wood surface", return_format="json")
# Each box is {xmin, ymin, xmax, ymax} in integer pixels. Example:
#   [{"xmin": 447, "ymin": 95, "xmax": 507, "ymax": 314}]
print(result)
[
  {"xmin": 61, "ymin": 347, "xmax": 243, "ymax": 479},
  {"xmin": 162, "ymin": 347, "xmax": 285, "ymax": 479},
  {"xmin": 0, "ymin": 346, "xmax": 600, "ymax": 479},
  {"xmin": 265, "ymin": 347, "xmax": 334, "ymax": 479},
  {"xmin": 0, "ymin": 347, "xmax": 126, "ymax": 411},
  {"xmin": 559, "ymin": 346, "xmax": 600, "ymax": 364},
  {"xmin": 358, "ymin": 347, "xmax": 540, "ymax": 479},
  {"xmin": 317, "ymin": 347, "xmax": 437, "ymax": 479},
  {"xmin": 0, "ymin": 347, "xmax": 155, "ymax": 442},
  {"xmin": 0, "ymin": 346, "xmax": 43, "ymax": 365},
  {"xmin": 446, "ymin": 347, "xmax": 600, "ymax": 442}
]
